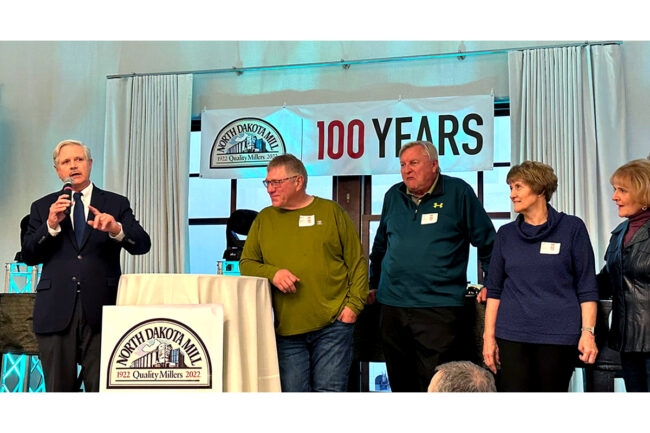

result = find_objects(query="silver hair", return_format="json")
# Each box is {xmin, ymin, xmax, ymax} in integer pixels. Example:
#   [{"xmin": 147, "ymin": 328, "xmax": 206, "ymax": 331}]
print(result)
[
  {"xmin": 399, "ymin": 140, "xmax": 441, "ymax": 173},
  {"xmin": 431, "ymin": 361, "xmax": 496, "ymax": 392},
  {"xmin": 53, "ymin": 139, "xmax": 92, "ymax": 167}
]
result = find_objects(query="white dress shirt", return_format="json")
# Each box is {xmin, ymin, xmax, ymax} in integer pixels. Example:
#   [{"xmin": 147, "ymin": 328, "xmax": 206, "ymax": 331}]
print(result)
[{"xmin": 48, "ymin": 183, "xmax": 124, "ymax": 241}]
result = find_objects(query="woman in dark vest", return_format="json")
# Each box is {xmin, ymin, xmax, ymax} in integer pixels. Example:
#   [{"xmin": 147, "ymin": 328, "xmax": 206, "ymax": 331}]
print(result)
[{"xmin": 598, "ymin": 158, "xmax": 650, "ymax": 392}]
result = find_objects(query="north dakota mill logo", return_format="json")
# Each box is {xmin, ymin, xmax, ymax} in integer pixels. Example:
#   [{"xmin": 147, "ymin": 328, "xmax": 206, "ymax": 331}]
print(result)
[
  {"xmin": 210, "ymin": 117, "xmax": 286, "ymax": 168},
  {"xmin": 106, "ymin": 318, "xmax": 212, "ymax": 389}
]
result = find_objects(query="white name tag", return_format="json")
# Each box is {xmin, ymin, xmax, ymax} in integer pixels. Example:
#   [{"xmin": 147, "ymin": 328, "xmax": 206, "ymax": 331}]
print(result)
[
  {"xmin": 421, "ymin": 213, "xmax": 438, "ymax": 225},
  {"xmin": 540, "ymin": 242, "xmax": 561, "ymax": 254},
  {"xmin": 299, "ymin": 215, "xmax": 315, "ymax": 227}
]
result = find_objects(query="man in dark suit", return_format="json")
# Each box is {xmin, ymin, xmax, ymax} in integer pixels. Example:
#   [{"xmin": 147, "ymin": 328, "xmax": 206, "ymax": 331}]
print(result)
[{"xmin": 22, "ymin": 139, "xmax": 151, "ymax": 392}]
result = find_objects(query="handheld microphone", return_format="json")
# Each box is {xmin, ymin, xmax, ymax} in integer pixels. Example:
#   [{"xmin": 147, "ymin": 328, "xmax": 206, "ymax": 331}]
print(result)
[{"xmin": 62, "ymin": 177, "xmax": 73, "ymax": 216}]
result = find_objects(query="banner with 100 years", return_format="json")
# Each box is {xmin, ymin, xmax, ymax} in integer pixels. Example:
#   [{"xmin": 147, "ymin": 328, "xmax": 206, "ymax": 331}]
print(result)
[{"xmin": 200, "ymin": 95, "xmax": 494, "ymax": 179}]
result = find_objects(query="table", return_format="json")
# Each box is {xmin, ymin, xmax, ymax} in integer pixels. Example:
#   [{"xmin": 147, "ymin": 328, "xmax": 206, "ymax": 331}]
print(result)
[{"xmin": 116, "ymin": 273, "xmax": 280, "ymax": 392}]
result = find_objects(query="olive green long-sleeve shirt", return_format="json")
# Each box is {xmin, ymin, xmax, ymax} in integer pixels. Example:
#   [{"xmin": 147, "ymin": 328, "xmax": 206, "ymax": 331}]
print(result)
[{"xmin": 240, "ymin": 197, "xmax": 368, "ymax": 336}]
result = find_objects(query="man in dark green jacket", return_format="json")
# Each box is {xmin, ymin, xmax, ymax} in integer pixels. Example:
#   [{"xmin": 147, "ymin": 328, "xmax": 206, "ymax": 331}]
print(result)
[{"xmin": 369, "ymin": 140, "xmax": 495, "ymax": 392}]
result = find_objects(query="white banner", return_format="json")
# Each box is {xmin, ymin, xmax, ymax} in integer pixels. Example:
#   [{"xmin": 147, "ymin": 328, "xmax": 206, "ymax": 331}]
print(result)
[{"xmin": 200, "ymin": 95, "xmax": 494, "ymax": 179}]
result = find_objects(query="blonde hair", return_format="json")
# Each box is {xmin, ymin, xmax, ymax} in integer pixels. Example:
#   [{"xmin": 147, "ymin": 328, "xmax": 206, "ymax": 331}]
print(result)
[
  {"xmin": 610, "ymin": 159, "xmax": 650, "ymax": 207},
  {"xmin": 506, "ymin": 161, "xmax": 558, "ymax": 202}
]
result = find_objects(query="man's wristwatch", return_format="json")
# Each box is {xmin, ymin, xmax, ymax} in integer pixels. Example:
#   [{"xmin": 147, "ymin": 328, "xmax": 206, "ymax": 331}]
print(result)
[{"xmin": 581, "ymin": 326, "xmax": 595, "ymax": 335}]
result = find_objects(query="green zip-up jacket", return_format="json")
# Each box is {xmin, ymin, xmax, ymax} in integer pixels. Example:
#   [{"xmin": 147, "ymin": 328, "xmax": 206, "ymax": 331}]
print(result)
[
  {"xmin": 369, "ymin": 175, "xmax": 495, "ymax": 307},
  {"xmin": 240, "ymin": 197, "xmax": 368, "ymax": 336}
]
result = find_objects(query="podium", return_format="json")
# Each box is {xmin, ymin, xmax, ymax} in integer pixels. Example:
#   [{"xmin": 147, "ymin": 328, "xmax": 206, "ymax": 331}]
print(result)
[
  {"xmin": 114, "ymin": 273, "xmax": 281, "ymax": 392},
  {"xmin": 100, "ymin": 304, "xmax": 224, "ymax": 391}
]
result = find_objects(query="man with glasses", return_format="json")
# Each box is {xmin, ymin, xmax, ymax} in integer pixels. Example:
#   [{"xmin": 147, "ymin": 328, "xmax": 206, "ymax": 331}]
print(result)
[
  {"xmin": 21, "ymin": 139, "xmax": 151, "ymax": 392},
  {"xmin": 240, "ymin": 154, "xmax": 368, "ymax": 392},
  {"xmin": 369, "ymin": 140, "xmax": 495, "ymax": 392}
]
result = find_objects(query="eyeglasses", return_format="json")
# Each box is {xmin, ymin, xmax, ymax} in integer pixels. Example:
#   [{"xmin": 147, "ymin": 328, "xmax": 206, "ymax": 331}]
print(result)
[{"xmin": 262, "ymin": 175, "xmax": 298, "ymax": 188}]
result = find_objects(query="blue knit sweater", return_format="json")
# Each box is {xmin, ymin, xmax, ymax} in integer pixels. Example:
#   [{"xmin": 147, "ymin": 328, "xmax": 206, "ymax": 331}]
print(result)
[{"xmin": 486, "ymin": 206, "xmax": 599, "ymax": 345}]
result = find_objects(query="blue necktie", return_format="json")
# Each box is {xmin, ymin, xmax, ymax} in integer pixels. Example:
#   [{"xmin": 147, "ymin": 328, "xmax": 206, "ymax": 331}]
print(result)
[{"xmin": 73, "ymin": 192, "xmax": 86, "ymax": 246}]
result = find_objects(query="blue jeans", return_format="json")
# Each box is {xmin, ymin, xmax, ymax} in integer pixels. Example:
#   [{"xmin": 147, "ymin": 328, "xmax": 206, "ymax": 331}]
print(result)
[
  {"xmin": 275, "ymin": 319, "xmax": 355, "ymax": 392},
  {"xmin": 620, "ymin": 352, "xmax": 650, "ymax": 392}
]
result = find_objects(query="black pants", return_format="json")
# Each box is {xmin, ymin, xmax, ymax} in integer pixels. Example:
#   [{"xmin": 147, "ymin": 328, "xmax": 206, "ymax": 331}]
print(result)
[
  {"xmin": 497, "ymin": 338, "xmax": 576, "ymax": 392},
  {"xmin": 36, "ymin": 292, "xmax": 101, "ymax": 392},
  {"xmin": 379, "ymin": 304, "xmax": 464, "ymax": 392},
  {"xmin": 620, "ymin": 351, "xmax": 650, "ymax": 392}
]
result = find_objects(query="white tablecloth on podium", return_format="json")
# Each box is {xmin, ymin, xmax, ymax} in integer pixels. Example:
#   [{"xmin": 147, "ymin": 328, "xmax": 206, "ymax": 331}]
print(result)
[{"xmin": 116, "ymin": 273, "xmax": 280, "ymax": 392}]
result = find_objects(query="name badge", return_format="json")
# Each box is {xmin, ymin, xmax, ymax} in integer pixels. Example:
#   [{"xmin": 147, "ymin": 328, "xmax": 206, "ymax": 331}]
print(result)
[
  {"xmin": 540, "ymin": 242, "xmax": 561, "ymax": 254},
  {"xmin": 421, "ymin": 213, "xmax": 438, "ymax": 225},
  {"xmin": 299, "ymin": 215, "xmax": 315, "ymax": 227}
]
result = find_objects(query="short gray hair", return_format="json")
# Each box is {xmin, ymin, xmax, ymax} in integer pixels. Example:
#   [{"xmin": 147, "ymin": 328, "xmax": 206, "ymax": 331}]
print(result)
[
  {"xmin": 430, "ymin": 361, "xmax": 496, "ymax": 392},
  {"xmin": 267, "ymin": 153, "xmax": 308, "ymax": 189},
  {"xmin": 399, "ymin": 141, "xmax": 440, "ymax": 173},
  {"xmin": 53, "ymin": 139, "xmax": 92, "ymax": 167}
]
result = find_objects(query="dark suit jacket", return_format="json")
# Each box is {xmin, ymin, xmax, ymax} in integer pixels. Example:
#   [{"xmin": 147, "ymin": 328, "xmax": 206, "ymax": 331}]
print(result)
[{"xmin": 22, "ymin": 185, "xmax": 151, "ymax": 334}]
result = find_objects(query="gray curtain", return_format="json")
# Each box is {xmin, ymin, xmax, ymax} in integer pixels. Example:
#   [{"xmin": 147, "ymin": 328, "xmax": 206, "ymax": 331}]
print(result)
[
  {"xmin": 508, "ymin": 44, "xmax": 626, "ymax": 265},
  {"xmin": 104, "ymin": 74, "xmax": 193, "ymax": 273}
]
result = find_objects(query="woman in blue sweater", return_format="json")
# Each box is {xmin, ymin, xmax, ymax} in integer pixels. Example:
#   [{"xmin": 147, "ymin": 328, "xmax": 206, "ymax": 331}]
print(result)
[{"xmin": 482, "ymin": 161, "xmax": 599, "ymax": 391}]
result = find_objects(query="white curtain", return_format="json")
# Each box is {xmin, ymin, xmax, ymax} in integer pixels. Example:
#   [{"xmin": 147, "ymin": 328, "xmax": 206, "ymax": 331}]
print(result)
[
  {"xmin": 104, "ymin": 74, "xmax": 193, "ymax": 274},
  {"xmin": 508, "ymin": 44, "xmax": 626, "ymax": 265}
]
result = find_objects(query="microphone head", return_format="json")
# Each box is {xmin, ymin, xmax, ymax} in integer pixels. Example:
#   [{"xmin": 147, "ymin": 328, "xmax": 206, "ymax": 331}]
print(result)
[{"xmin": 61, "ymin": 177, "xmax": 73, "ymax": 216}]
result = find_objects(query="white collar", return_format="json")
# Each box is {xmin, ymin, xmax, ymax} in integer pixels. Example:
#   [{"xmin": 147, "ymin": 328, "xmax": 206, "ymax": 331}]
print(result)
[{"xmin": 77, "ymin": 183, "xmax": 93, "ymax": 198}]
